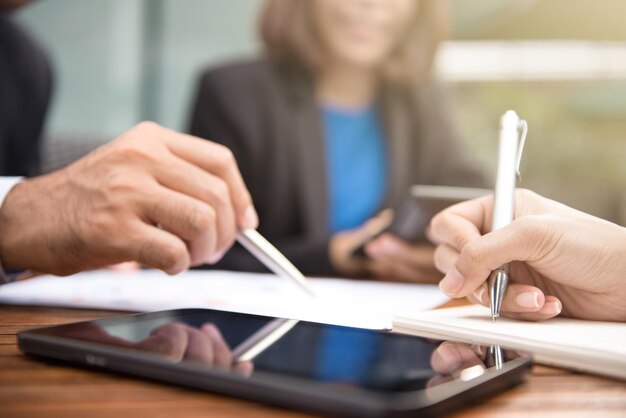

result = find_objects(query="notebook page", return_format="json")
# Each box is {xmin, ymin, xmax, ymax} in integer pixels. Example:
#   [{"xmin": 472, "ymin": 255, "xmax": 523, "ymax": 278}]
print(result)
[{"xmin": 393, "ymin": 305, "xmax": 626, "ymax": 379}]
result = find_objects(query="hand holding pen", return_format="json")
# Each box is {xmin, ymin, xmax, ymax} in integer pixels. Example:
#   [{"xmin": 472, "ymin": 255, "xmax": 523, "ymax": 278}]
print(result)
[{"xmin": 429, "ymin": 187, "xmax": 626, "ymax": 322}]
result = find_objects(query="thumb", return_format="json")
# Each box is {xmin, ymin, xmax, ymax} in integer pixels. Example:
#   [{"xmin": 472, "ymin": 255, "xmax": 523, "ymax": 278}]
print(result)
[
  {"xmin": 357, "ymin": 209, "xmax": 394, "ymax": 240},
  {"xmin": 439, "ymin": 215, "xmax": 555, "ymax": 297}
]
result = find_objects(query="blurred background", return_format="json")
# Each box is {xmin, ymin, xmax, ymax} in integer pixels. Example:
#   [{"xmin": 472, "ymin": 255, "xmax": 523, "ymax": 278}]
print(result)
[{"xmin": 15, "ymin": 0, "xmax": 626, "ymax": 225}]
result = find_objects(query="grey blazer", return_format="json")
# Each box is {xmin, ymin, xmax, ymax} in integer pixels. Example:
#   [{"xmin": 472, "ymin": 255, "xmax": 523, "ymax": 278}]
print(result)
[
  {"xmin": 0, "ymin": 14, "xmax": 51, "ymax": 176},
  {"xmin": 188, "ymin": 59, "xmax": 487, "ymax": 276}
]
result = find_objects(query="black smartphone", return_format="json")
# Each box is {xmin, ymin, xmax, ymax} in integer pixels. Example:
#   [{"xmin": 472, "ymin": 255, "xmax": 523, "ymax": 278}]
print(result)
[
  {"xmin": 352, "ymin": 185, "xmax": 490, "ymax": 258},
  {"xmin": 19, "ymin": 308, "xmax": 530, "ymax": 418}
]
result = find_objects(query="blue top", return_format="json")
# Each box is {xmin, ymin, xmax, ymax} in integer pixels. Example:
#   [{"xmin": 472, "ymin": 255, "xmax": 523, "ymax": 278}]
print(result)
[
  {"xmin": 321, "ymin": 104, "xmax": 388, "ymax": 233},
  {"xmin": 316, "ymin": 104, "xmax": 387, "ymax": 381}
]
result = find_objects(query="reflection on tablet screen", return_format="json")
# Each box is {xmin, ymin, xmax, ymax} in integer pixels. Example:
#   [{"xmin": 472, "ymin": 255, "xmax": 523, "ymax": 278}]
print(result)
[{"xmin": 36, "ymin": 309, "xmax": 520, "ymax": 393}]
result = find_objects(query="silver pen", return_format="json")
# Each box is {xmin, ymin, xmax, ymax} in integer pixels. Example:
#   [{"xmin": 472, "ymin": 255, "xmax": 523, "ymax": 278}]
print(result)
[
  {"xmin": 236, "ymin": 229, "xmax": 316, "ymax": 298},
  {"xmin": 232, "ymin": 318, "xmax": 299, "ymax": 362},
  {"xmin": 488, "ymin": 110, "xmax": 527, "ymax": 321}
]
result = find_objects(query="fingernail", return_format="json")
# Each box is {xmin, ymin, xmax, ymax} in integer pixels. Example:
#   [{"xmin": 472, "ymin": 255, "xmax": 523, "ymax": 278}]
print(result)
[
  {"xmin": 439, "ymin": 267, "xmax": 464, "ymax": 296},
  {"xmin": 472, "ymin": 344, "xmax": 485, "ymax": 356},
  {"xmin": 438, "ymin": 344, "xmax": 462, "ymax": 370},
  {"xmin": 516, "ymin": 291, "xmax": 540, "ymax": 309},
  {"xmin": 473, "ymin": 287, "xmax": 487, "ymax": 304},
  {"xmin": 108, "ymin": 261, "xmax": 140, "ymax": 273},
  {"xmin": 242, "ymin": 206, "xmax": 259, "ymax": 229},
  {"xmin": 543, "ymin": 300, "xmax": 562, "ymax": 316},
  {"xmin": 202, "ymin": 323, "xmax": 218, "ymax": 336},
  {"xmin": 206, "ymin": 250, "xmax": 226, "ymax": 264},
  {"xmin": 365, "ymin": 243, "xmax": 381, "ymax": 258},
  {"xmin": 368, "ymin": 238, "xmax": 395, "ymax": 257},
  {"xmin": 379, "ymin": 237, "xmax": 399, "ymax": 253}
]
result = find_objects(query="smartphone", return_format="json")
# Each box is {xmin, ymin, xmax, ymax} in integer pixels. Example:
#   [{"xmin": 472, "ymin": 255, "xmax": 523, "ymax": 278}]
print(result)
[
  {"xmin": 352, "ymin": 185, "xmax": 491, "ymax": 258},
  {"xmin": 19, "ymin": 308, "xmax": 530, "ymax": 418}
]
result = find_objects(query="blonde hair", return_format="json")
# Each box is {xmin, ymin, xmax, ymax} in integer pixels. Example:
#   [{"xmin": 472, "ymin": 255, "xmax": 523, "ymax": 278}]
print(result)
[{"xmin": 258, "ymin": 0, "xmax": 449, "ymax": 85}]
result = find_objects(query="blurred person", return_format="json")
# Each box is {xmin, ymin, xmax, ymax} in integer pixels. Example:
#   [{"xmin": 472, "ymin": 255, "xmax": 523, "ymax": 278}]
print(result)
[
  {"xmin": 189, "ymin": 0, "xmax": 486, "ymax": 283},
  {"xmin": 0, "ymin": 0, "xmax": 50, "ymax": 176},
  {"xmin": 429, "ymin": 189, "xmax": 626, "ymax": 322}
]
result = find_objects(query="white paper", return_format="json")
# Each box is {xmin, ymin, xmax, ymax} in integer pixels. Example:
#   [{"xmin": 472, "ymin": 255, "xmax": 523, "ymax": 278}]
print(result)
[
  {"xmin": 0, "ymin": 269, "xmax": 449, "ymax": 329},
  {"xmin": 393, "ymin": 305, "xmax": 626, "ymax": 379}
]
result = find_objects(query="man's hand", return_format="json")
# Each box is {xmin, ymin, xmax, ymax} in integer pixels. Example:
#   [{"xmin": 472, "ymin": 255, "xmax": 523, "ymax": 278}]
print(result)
[
  {"xmin": 62, "ymin": 321, "xmax": 254, "ymax": 376},
  {"xmin": 0, "ymin": 122, "xmax": 258, "ymax": 275}
]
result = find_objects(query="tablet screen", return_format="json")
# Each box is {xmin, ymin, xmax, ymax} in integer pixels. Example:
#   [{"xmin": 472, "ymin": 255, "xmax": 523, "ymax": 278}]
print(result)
[{"xmin": 28, "ymin": 309, "xmax": 523, "ymax": 394}]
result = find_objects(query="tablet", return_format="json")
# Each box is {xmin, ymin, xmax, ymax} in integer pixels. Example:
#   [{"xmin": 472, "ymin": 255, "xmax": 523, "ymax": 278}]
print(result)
[{"xmin": 18, "ymin": 308, "xmax": 530, "ymax": 417}]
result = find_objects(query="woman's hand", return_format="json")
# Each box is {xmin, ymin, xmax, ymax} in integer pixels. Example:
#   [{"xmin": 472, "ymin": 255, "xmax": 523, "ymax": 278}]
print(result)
[
  {"xmin": 429, "ymin": 189, "xmax": 626, "ymax": 321},
  {"xmin": 329, "ymin": 210, "xmax": 441, "ymax": 283},
  {"xmin": 363, "ymin": 234, "xmax": 440, "ymax": 283}
]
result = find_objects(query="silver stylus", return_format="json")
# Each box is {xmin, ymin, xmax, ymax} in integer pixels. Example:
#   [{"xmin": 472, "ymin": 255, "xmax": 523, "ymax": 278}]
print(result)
[{"xmin": 236, "ymin": 229, "xmax": 316, "ymax": 298}]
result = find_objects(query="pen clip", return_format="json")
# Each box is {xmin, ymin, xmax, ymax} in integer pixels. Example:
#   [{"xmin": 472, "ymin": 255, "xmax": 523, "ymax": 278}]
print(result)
[{"xmin": 515, "ymin": 119, "xmax": 528, "ymax": 179}]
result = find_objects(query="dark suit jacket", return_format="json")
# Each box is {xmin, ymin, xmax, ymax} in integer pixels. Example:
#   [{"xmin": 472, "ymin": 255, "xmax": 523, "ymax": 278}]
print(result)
[
  {"xmin": 0, "ymin": 14, "xmax": 51, "ymax": 176},
  {"xmin": 188, "ymin": 59, "xmax": 487, "ymax": 276}
]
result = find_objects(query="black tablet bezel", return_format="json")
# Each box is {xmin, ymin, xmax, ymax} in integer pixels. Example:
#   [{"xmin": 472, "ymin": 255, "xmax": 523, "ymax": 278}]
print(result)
[{"xmin": 18, "ymin": 308, "xmax": 531, "ymax": 418}]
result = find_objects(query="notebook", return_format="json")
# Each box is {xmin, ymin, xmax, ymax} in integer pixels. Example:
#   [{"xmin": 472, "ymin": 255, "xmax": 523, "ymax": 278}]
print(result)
[{"xmin": 393, "ymin": 305, "xmax": 626, "ymax": 380}]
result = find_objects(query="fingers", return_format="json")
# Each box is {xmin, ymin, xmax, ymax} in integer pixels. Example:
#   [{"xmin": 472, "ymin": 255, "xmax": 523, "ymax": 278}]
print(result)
[
  {"xmin": 329, "ymin": 210, "xmax": 393, "ymax": 276},
  {"xmin": 145, "ymin": 188, "xmax": 220, "ymax": 266},
  {"xmin": 365, "ymin": 235, "xmax": 440, "ymax": 283},
  {"xmin": 495, "ymin": 296, "xmax": 562, "ymax": 321},
  {"xmin": 505, "ymin": 294, "xmax": 563, "ymax": 320},
  {"xmin": 363, "ymin": 209, "xmax": 394, "ymax": 235},
  {"xmin": 126, "ymin": 222, "xmax": 190, "ymax": 275},
  {"xmin": 433, "ymin": 243, "xmax": 459, "ymax": 274},
  {"xmin": 429, "ymin": 190, "xmax": 548, "ymax": 249},
  {"xmin": 438, "ymin": 217, "xmax": 556, "ymax": 298},
  {"xmin": 367, "ymin": 257, "xmax": 428, "ymax": 283},
  {"xmin": 142, "ymin": 323, "xmax": 234, "ymax": 367},
  {"xmin": 429, "ymin": 195, "xmax": 493, "ymax": 248},
  {"xmin": 353, "ymin": 210, "xmax": 395, "ymax": 246},
  {"xmin": 429, "ymin": 196, "xmax": 492, "ymax": 285},
  {"xmin": 141, "ymin": 323, "xmax": 188, "ymax": 360},
  {"xmin": 155, "ymin": 126, "xmax": 258, "ymax": 229},
  {"xmin": 200, "ymin": 323, "xmax": 232, "ymax": 368},
  {"xmin": 7, "ymin": 121, "xmax": 257, "ymax": 276},
  {"xmin": 430, "ymin": 342, "xmax": 485, "ymax": 375},
  {"xmin": 366, "ymin": 234, "xmax": 434, "ymax": 269},
  {"xmin": 154, "ymin": 154, "xmax": 237, "ymax": 259},
  {"xmin": 107, "ymin": 261, "xmax": 140, "ymax": 272},
  {"xmin": 472, "ymin": 282, "xmax": 545, "ymax": 312},
  {"xmin": 233, "ymin": 360, "xmax": 255, "ymax": 377},
  {"xmin": 139, "ymin": 322, "xmax": 239, "ymax": 368},
  {"xmin": 470, "ymin": 283, "xmax": 563, "ymax": 320},
  {"xmin": 175, "ymin": 324, "xmax": 230, "ymax": 367}
]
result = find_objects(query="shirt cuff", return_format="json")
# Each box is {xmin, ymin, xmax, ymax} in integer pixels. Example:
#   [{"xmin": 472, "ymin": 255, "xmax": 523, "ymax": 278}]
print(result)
[
  {"xmin": 0, "ymin": 177, "xmax": 22, "ymax": 208},
  {"xmin": 0, "ymin": 177, "xmax": 24, "ymax": 284}
]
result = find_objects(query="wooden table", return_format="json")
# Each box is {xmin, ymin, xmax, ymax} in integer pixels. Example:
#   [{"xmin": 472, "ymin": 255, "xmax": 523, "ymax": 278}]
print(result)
[{"xmin": 1, "ymin": 305, "xmax": 625, "ymax": 418}]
